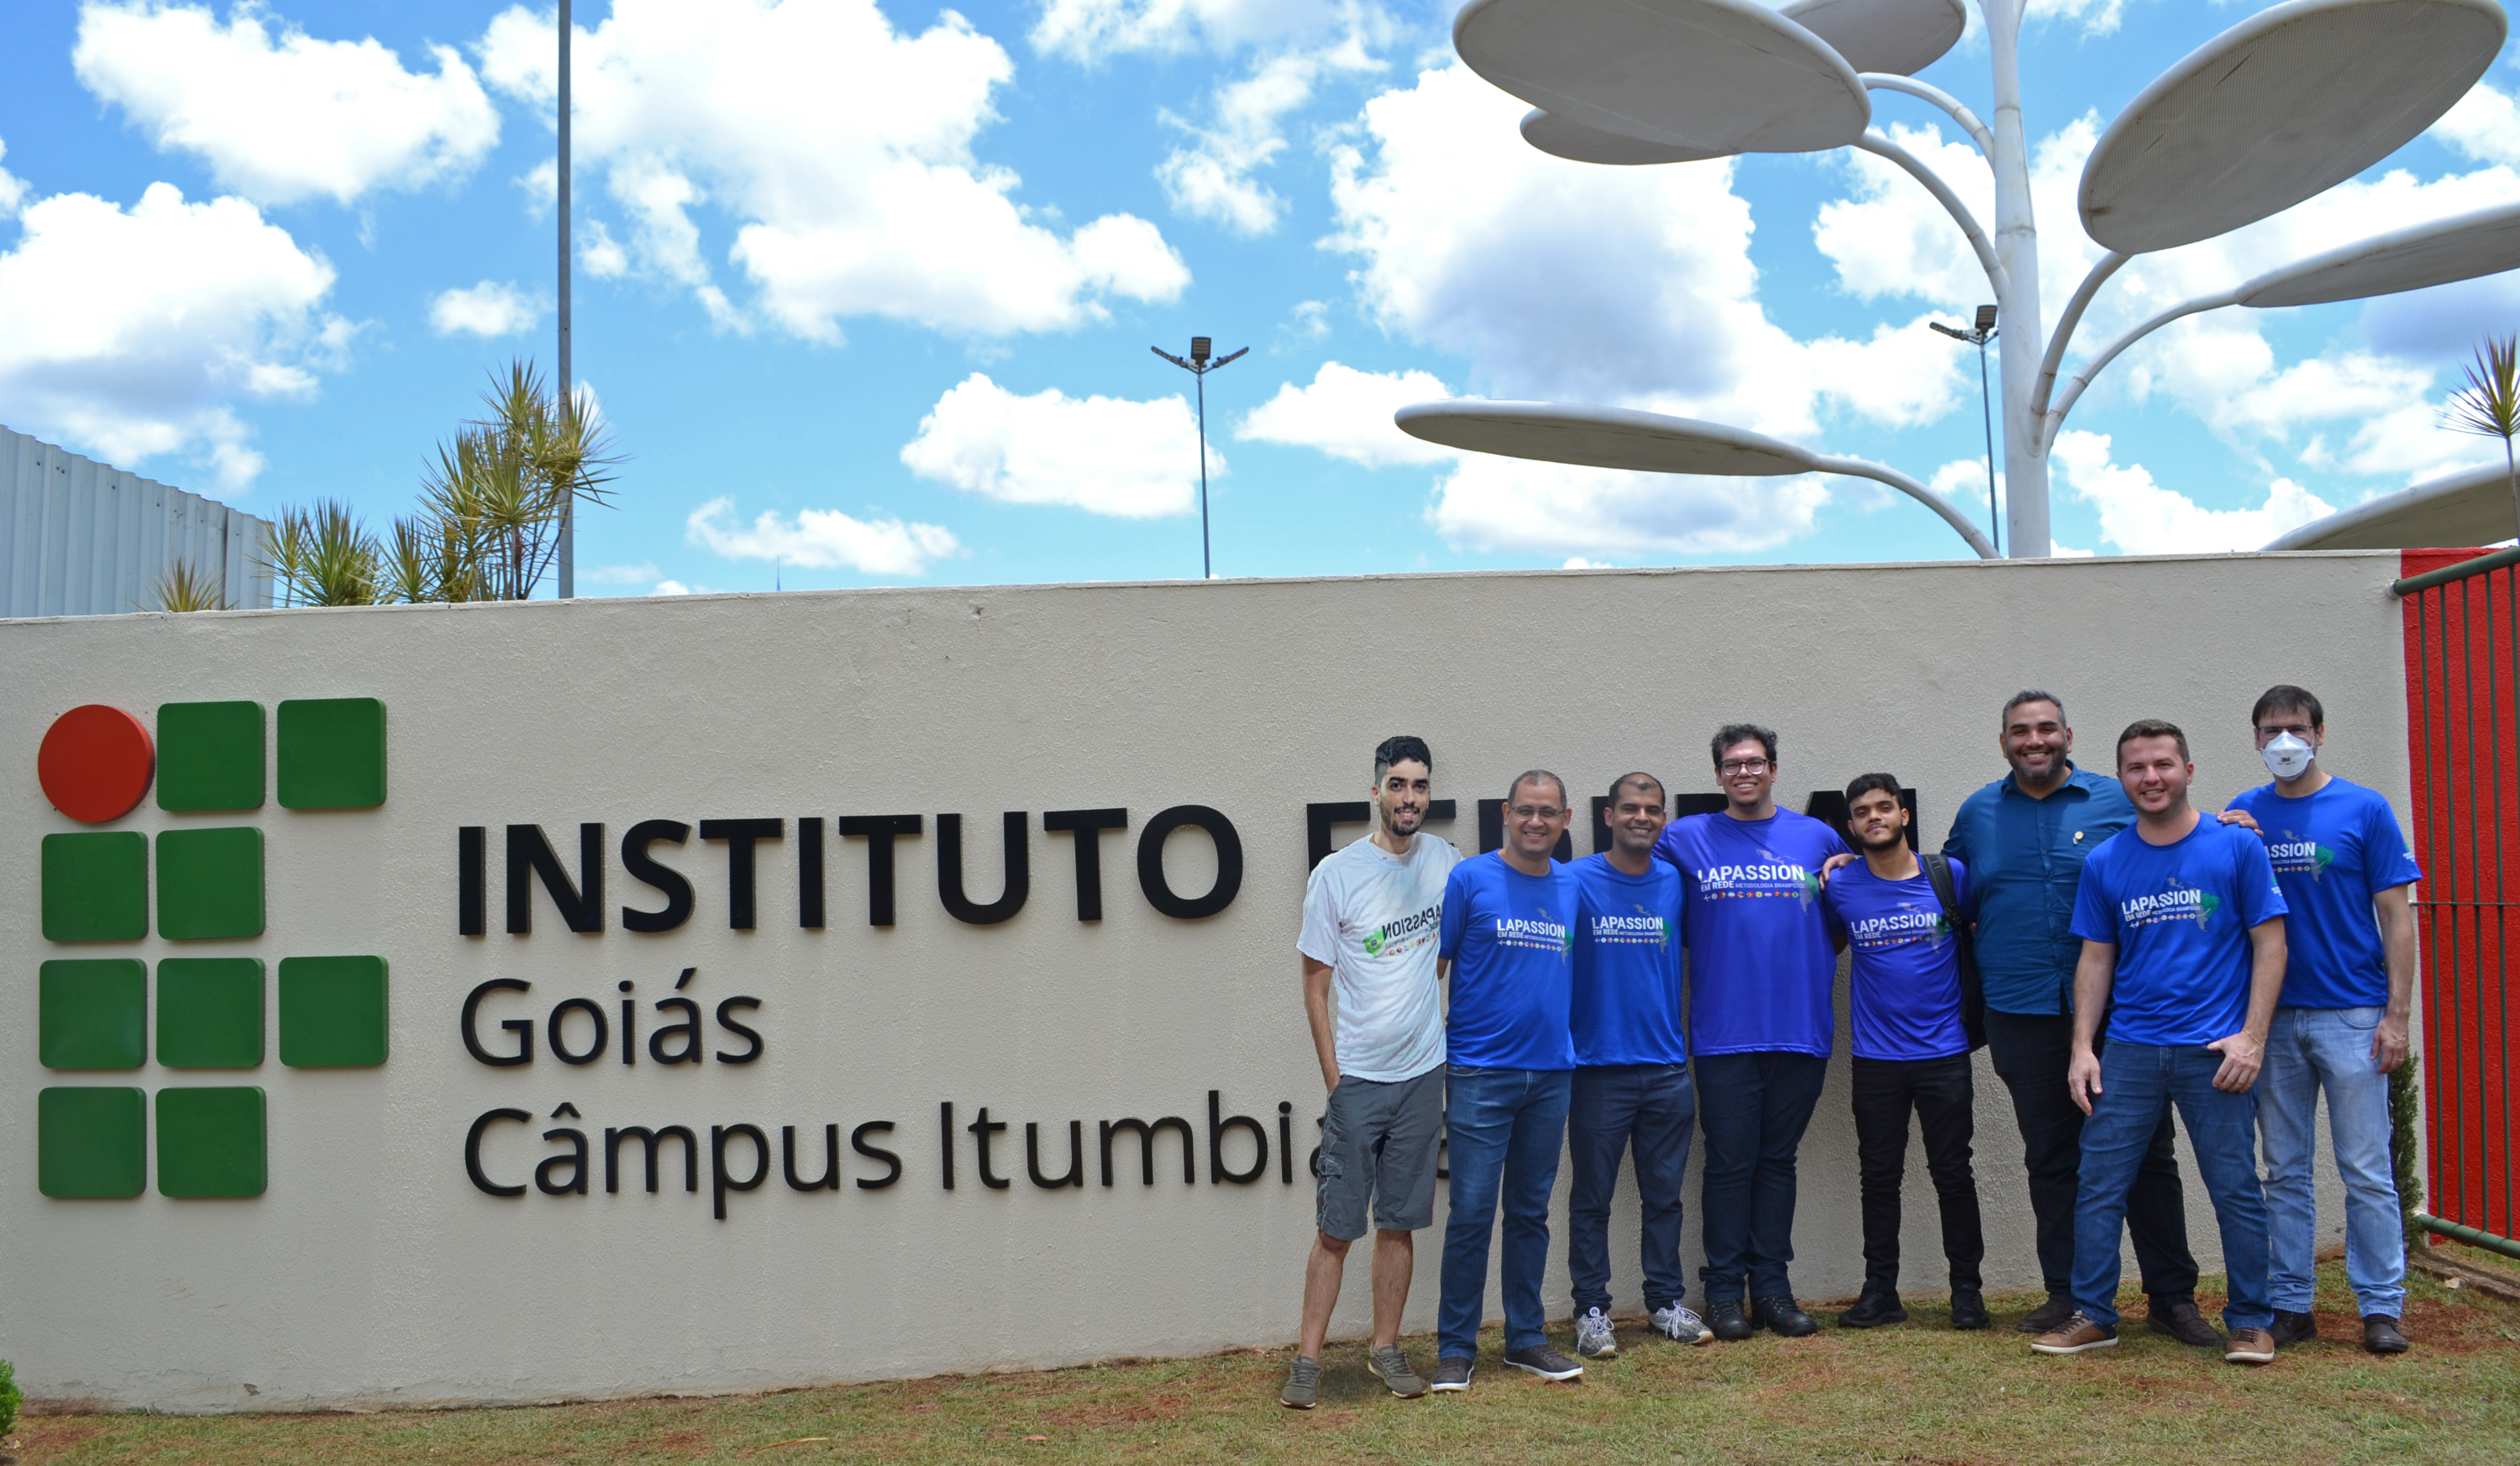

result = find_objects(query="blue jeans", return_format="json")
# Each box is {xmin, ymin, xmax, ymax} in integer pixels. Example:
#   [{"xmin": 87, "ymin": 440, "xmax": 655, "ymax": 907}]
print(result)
[
  {"xmin": 2261, "ymin": 1006, "xmax": 2406, "ymax": 1317},
  {"xmin": 1567, "ymin": 1064, "xmax": 1696, "ymax": 1315},
  {"xmin": 2071, "ymin": 1042, "xmax": 2272, "ymax": 1332},
  {"xmin": 1438, "ymin": 1066, "xmax": 1572, "ymax": 1358},
  {"xmin": 1694, "ymin": 1051, "xmax": 1829, "ymax": 1300}
]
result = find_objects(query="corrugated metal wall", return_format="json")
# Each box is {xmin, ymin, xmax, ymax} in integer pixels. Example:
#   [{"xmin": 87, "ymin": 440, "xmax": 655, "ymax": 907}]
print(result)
[{"xmin": 0, "ymin": 425, "xmax": 273, "ymax": 617}]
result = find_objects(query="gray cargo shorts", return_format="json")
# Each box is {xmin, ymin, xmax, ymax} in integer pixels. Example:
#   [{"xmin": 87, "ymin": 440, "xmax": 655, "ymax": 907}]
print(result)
[{"xmin": 1315, "ymin": 1065, "xmax": 1444, "ymax": 1241}]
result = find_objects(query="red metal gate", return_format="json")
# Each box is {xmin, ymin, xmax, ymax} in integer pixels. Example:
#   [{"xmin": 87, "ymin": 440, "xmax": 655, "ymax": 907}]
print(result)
[{"xmin": 2399, "ymin": 545, "xmax": 2520, "ymax": 1252}]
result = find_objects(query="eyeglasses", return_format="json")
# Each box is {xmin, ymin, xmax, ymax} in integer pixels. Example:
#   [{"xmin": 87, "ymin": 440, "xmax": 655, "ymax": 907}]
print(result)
[
  {"xmin": 1507, "ymin": 803, "xmax": 1567, "ymax": 820},
  {"xmin": 2255, "ymin": 724, "xmax": 2316, "ymax": 740},
  {"xmin": 1718, "ymin": 759, "xmax": 1772, "ymax": 776}
]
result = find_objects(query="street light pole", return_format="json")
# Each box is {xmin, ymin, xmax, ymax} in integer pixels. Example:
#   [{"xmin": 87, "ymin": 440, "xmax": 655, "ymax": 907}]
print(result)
[
  {"xmin": 555, "ymin": 0, "xmax": 575, "ymax": 599},
  {"xmin": 1931, "ymin": 303, "xmax": 2001, "ymax": 557},
  {"xmin": 1151, "ymin": 337, "xmax": 1248, "ymax": 579}
]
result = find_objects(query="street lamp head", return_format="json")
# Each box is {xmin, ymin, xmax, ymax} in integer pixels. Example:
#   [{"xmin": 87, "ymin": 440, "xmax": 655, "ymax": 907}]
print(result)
[
  {"xmin": 1190, "ymin": 336, "xmax": 1212, "ymax": 365},
  {"xmin": 1975, "ymin": 304, "xmax": 1998, "ymax": 333},
  {"xmin": 1929, "ymin": 322, "xmax": 1969, "ymax": 340}
]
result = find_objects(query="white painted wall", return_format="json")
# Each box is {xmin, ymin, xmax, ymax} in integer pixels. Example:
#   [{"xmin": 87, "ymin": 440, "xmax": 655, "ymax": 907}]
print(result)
[{"xmin": 1, "ymin": 553, "xmax": 2400, "ymax": 1411}]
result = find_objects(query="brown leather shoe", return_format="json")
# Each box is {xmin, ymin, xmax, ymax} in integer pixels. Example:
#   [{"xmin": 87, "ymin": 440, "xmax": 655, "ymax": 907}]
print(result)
[
  {"xmin": 2146, "ymin": 1297, "xmax": 2224, "ymax": 1348},
  {"xmin": 2029, "ymin": 1312, "xmax": 2119, "ymax": 1355},
  {"xmin": 2223, "ymin": 1327, "xmax": 2276, "ymax": 1365},
  {"xmin": 2363, "ymin": 1315, "xmax": 2410, "ymax": 1354}
]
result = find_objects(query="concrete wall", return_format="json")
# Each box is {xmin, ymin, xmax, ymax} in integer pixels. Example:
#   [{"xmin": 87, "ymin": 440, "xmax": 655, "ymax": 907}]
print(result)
[{"xmin": 0, "ymin": 552, "xmax": 2402, "ymax": 1411}]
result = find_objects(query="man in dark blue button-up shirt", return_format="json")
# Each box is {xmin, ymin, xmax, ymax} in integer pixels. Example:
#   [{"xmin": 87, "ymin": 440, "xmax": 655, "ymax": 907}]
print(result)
[{"xmin": 1942, "ymin": 691, "xmax": 2211, "ymax": 1345}]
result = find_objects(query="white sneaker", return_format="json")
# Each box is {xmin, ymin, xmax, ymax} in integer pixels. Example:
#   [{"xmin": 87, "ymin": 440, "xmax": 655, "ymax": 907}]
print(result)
[
  {"xmin": 1651, "ymin": 1303, "xmax": 1714, "ymax": 1345},
  {"xmin": 1574, "ymin": 1306, "xmax": 1619, "ymax": 1358}
]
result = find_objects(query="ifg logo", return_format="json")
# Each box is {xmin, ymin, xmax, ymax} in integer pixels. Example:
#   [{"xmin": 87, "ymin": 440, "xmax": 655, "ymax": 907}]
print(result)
[{"xmin": 34, "ymin": 699, "xmax": 389, "ymax": 1201}]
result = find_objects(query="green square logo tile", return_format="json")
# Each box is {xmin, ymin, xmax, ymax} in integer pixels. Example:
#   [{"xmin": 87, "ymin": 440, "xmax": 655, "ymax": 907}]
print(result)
[
  {"xmin": 39, "ymin": 1086, "xmax": 145, "ymax": 1198},
  {"xmin": 42, "ymin": 831, "xmax": 148, "ymax": 942},
  {"xmin": 156, "ymin": 827, "xmax": 264, "ymax": 940},
  {"xmin": 158, "ymin": 958, "xmax": 265, "ymax": 1068},
  {"xmin": 39, "ymin": 959, "xmax": 147, "ymax": 1069},
  {"xmin": 277, "ymin": 697, "xmax": 386, "ymax": 809},
  {"xmin": 279, "ymin": 955, "xmax": 389, "ymax": 1066},
  {"xmin": 156, "ymin": 1086, "xmax": 265, "ymax": 1198},
  {"xmin": 157, "ymin": 701, "xmax": 265, "ymax": 812}
]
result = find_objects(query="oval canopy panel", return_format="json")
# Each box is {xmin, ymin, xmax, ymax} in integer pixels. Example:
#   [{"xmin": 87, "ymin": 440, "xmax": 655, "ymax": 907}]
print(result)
[
  {"xmin": 1780, "ymin": 0, "xmax": 1968, "ymax": 77},
  {"xmin": 2239, "ymin": 200, "xmax": 2520, "ymax": 308},
  {"xmin": 1457, "ymin": 0, "xmax": 1870, "ymax": 156},
  {"xmin": 2080, "ymin": 0, "xmax": 2507, "ymax": 254},
  {"xmin": 1521, "ymin": 108, "xmax": 1725, "ymax": 165},
  {"xmin": 1395, "ymin": 400, "xmax": 1816, "ymax": 476}
]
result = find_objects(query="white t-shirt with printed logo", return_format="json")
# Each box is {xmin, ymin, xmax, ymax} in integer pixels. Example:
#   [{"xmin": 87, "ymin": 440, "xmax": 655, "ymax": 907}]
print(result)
[{"xmin": 1298, "ymin": 832, "xmax": 1462, "ymax": 1083}]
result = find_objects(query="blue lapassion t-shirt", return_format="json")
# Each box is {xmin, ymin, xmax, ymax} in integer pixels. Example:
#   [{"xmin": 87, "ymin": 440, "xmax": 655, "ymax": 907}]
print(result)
[
  {"xmin": 2071, "ymin": 817, "xmax": 2287, "ymax": 1046},
  {"xmin": 1654, "ymin": 809, "xmax": 1850, "ymax": 1058},
  {"xmin": 1571, "ymin": 854, "xmax": 1688, "ymax": 1067},
  {"xmin": 1438, "ymin": 852, "xmax": 1578, "ymax": 1070},
  {"xmin": 1825, "ymin": 859, "xmax": 1971, "ymax": 1062},
  {"xmin": 2228, "ymin": 777, "xmax": 2423, "ymax": 1010}
]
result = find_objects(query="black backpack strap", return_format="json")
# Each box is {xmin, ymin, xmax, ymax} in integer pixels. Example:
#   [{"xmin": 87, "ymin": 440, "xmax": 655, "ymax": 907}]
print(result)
[{"xmin": 1919, "ymin": 853, "xmax": 1987, "ymax": 1052}]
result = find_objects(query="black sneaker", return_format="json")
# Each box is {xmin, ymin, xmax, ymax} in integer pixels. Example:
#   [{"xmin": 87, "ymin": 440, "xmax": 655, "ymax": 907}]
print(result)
[
  {"xmin": 2270, "ymin": 1310, "xmax": 2319, "ymax": 1348},
  {"xmin": 2014, "ymin": 1295, "xmax": 2077, "ymax": 1334},
  {"xmin": 1950, "ymin": 1289, "xmax": 1991, "ymax": 1331},
  {"xmin": 1503, "ymin": 1343, "xmax": 1584, "ymax": 1381},
  {"xmin": 1753, "ymin": 1295, "xmax": 1819, "ymax": 1337},
  {"xmin": 1430, "ymin": 1356, "xmax": 1475, "ymax": 1393},
  {"xmin": 2147, "ymin": 1297, "xmax": 2224, "ymax": 1349},
  {"xmin": 2363, "ymin": 1314, "xmax": 2410, "ymax": 1354},
  {"xmin": 1837, "ymin": 1290, "xmax": 1908, "ymax": 1328},
  {"xmin": 1706, "ymin": 1296, "xmax": 1754, "ymax": 1342}
]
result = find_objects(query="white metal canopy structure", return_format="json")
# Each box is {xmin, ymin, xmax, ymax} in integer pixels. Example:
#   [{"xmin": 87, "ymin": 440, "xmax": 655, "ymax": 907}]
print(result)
[
  {"xmin": 1454, "ymin": 0, "xmax": 1872, "ymax": 155},
  {"xmin": 1780, "ymin": 0, "xmax": 1966, "ymax": 77},
  {"xmin": 1397, "ymin": 399, "xmax": 2000, "ymax": 559},
  {"xmin": 2262, "ymin": 460, "xmax": 2519, "ymax": 549},
  {"xmin": 1412, "ymin": 0, "xmax": 2517, "ymax": 558}
]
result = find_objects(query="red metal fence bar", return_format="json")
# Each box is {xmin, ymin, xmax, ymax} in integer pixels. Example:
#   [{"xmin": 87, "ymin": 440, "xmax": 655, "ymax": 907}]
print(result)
[{"xmin": 2398, "ymin": 546, "xmax": 2520, "ymax": 1253}]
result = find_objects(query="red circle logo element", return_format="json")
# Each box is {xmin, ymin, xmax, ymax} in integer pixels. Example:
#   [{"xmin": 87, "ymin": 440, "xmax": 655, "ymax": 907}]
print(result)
[{"xmin": 39, "ymin": 704, "xmax": 155, "ymax": 822}]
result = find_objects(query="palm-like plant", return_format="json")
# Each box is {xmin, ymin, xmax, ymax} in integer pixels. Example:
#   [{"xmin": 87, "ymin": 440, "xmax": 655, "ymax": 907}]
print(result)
[
  {"xmin": 2444, "ymin": 334, "xmax": 2520, "ymax": 543},
  {"xmin": 147, "ymin": 560, "xmax": 231, "ymax": 612},
  {"xmin": 417, "ymin": 360, "xmax": 622, "ymax": 601},
  {"xmin": 263, "ymin": 501, "xmax": 381, "ymax": 607}
]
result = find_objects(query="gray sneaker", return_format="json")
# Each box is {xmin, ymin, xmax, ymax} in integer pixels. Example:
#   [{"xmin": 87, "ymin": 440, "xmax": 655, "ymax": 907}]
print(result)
[
  {"xmin": 1504, "ymin": 1343, "xmax": 1584, "ymax": 1381},
  {"xmin": 1431, "ymin": 1356, "xmax": 1475, "ymax": 1393},
  {"xmin": 1575, "ymin": 1306, "xmax": 1619, "ymax": 1358},
  {"xmin": 1651, "ymin": 1302, "xmax": 1714, "ymax": 1345},
  {"xmin": 1368, "ymin": 1344, "xmax": 1429, "ymax": 1398},
  {"xmin": 1280, "ymin": 1355, "xmax": 1321, "ymax": 1410}
]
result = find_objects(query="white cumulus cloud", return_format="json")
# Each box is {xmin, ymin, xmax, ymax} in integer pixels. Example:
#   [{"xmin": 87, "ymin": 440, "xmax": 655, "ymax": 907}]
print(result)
[
  {"xmin": 686, "ymin": 497, "xmax": 963, "ymax": 577},
  {"xmin": 2050, "ymin": 430, "xmax": 2334, "ymax": 554},
  {"xmin": 1236, "ymin": 361, "xmax": 1453, "ymax": 466},
  {"xmin": 901, "ymin": 372, "xmax": 1215, "ymax": 518},
  {"xmin": 73, "ymin": 0, "xmax": 499, "ymax": 208},
  {"xmin": 1031, "ymin": 0, "xmax": 1334, "ymax": 61},
  {"xmin": 477, "ymin": 0, "xmax": 1189, "ymax": 342},
  {"xmin": 428, "ymin": 279, "xmax": 545, "ymax": 337},
  {"xmin": 1431, "ymin": 457, "xmax": 1832, "ymax": 559},
  {"xmin": 0, "ymin": 174, "xmax": 342, "ymax": 487}
]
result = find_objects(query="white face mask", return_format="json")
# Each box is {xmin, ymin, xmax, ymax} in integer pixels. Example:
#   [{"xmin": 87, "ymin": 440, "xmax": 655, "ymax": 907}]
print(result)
[{"xmin": 2261, "ymin": 732, "xmax": 2314, "ymax": 781}]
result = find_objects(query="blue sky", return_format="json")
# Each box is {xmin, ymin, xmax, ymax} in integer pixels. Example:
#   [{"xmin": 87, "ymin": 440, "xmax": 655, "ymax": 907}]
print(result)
[{"xmin": 3, "ymin": 0, "xmax": 2518, "ymax": 595}]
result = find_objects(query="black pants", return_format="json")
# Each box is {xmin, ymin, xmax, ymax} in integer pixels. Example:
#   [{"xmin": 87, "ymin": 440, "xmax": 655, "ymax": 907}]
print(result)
[
  {"xmin": 1984, "ymin": 1009, "xmax": 2199, "ymax": 1302},
  {"xmin": 1851, "ymin": 1054, "xmax": 1985, "ymax": 1294}
]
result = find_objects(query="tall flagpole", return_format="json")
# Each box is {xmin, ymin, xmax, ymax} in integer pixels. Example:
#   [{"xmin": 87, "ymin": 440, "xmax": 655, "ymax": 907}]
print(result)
[{"xmin": 555, "ymin": 0, "xmax": 575, "ymax": 598}]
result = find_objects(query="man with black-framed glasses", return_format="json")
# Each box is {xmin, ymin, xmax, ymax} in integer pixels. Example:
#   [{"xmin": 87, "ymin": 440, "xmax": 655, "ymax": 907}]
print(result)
[{"xmin": 1652, "ymin": 724, "xmax": 1850, "ymax": 1340}]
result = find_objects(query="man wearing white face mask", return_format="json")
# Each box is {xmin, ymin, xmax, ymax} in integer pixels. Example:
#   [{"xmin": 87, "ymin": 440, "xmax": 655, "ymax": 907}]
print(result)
[{"xmin": 2226, "ymin": 686, "xmax": 2422, "ymax": 1356}]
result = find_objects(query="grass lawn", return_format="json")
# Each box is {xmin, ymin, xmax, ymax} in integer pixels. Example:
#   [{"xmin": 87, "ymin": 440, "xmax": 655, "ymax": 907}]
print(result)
[{"xmin": 13, "ymin": 1262, "xmax": 2519, "ymax": 1466}]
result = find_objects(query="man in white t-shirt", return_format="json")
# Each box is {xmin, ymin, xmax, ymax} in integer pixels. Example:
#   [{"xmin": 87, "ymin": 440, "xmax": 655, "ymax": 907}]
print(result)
[{"xmin": 1281, "ymin": 734, "xmax": 1460, "ymax": 1410}]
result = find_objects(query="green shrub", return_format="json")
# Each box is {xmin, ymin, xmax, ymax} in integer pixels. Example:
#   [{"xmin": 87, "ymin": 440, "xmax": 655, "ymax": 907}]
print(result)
[
  {"xmin": 2390, "ymin": 1054, "xmax": 2427, "ymax": 1252},
  {"xmin": 0, "ymin": 1355, "xmax": 19, "ymax": 1436}
]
